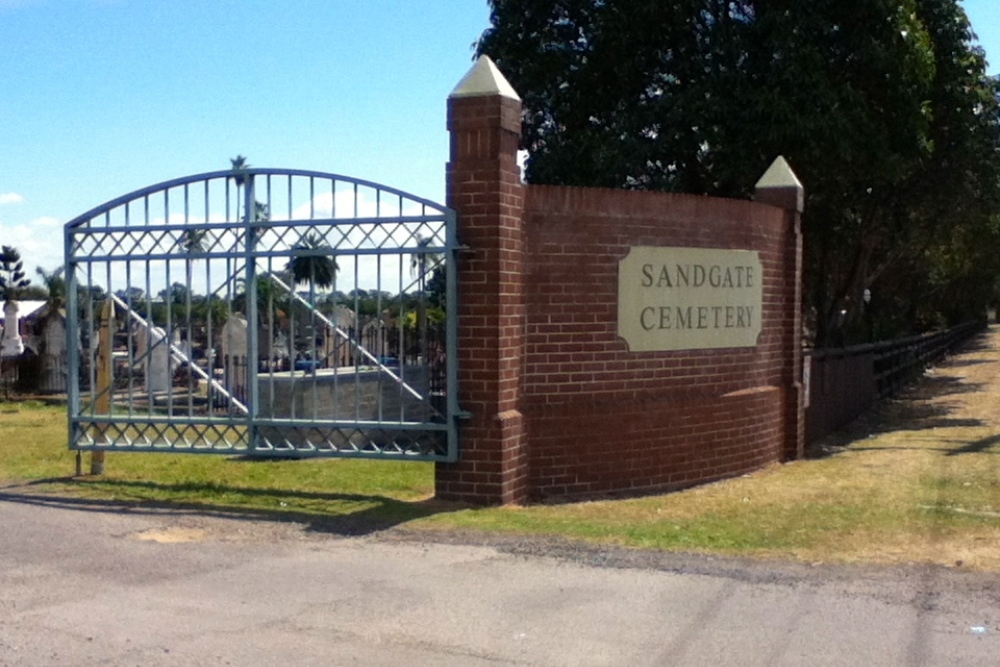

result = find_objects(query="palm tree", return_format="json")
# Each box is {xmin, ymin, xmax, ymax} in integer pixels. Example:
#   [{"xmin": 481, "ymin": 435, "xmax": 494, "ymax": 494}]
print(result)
[
  {"xmin": 35, "ymin": 266, "xmax": 66, "ymax": 311},
  {"xmin": 409, "ymin": 235, "xmax": 444, "ymax": 358},
  {"xmin": 287, "ymin": 233, "xmax": 338, "ymax": 300},
  {"xmin": 287, "ymin": 234, "xmax": 338, "ymax": 363},
  {"xmin": 229, "ymin": 155, "xmax": 250, "ymax": 223},
  {"xmin": 180, "ymin": 228, "xmax": 210, "ymax": 287},
  {"xmin": 230, "ymin": 155, "xmax": 249, "ymax": 187}
]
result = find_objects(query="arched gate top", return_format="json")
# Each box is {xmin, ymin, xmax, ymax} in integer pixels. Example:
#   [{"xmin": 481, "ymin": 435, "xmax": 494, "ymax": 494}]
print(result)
[{"xmin": 65, "ymin": 168, "xmax": 453, "ymax": 232}]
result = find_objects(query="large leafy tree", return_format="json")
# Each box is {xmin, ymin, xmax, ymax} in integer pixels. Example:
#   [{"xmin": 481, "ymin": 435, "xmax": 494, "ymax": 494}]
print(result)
[{"xmin": 478, "ymin": 0, "xmax": 1000, "ymax": 345}]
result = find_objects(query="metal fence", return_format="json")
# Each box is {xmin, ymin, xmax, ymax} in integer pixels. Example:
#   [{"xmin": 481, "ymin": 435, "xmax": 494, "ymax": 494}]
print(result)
[{"xmin": 64, "ymin": 168, "xmax": 459, "ymax": 461}]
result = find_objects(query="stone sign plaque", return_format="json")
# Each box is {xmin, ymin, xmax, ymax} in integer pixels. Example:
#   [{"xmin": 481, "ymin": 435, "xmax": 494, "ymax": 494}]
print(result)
[{"xmin": 618, "ymin": 247, "xmax": 763, "ymax": 352}]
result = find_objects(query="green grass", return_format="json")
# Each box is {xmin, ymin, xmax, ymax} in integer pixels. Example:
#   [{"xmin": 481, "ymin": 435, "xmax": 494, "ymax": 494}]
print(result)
[
  {"xmin": 2, "ymin": 400, "xmax": 999, "ymax": 569},
  {"xmin": 0, "ymin": 401, "xmax": 436, "ymax": 523}
]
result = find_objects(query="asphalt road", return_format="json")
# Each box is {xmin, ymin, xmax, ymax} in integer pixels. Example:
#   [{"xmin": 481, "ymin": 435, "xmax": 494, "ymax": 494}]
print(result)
[{"xmin": 1, "ymin": 496, "xmax": 998, "ymax": 666}]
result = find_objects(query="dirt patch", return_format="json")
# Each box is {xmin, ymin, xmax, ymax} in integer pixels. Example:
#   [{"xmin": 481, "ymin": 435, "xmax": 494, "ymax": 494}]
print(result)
[{"xmin": 131, "ymin": 527, "xmax": 208, "ymax": 543}]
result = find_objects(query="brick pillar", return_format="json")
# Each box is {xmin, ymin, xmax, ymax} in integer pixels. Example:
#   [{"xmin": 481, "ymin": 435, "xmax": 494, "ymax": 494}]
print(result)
[
  {"xmin": 435, "ymin": 56, "xmax": 528, "ymax": 505},
  {"xmin": 755, "ymin": 157, "xmax": 805, "ymax": 461}
]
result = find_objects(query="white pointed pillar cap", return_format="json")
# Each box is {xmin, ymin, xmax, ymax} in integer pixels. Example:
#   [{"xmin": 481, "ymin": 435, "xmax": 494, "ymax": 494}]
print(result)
[
  {"xmin": 755, "ymin": 156, "xmax": 804, "ymax": 213},
  {"xmin": 450, "ymin": 55, "xmax": 521, "ymax": 101}
]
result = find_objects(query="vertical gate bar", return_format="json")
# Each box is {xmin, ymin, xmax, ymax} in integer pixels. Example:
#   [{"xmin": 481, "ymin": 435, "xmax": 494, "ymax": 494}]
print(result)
[
  {"xmin": 85, "ymin": 261, "xmax": 96, "ymax": 419},
  {"xmin": 310, "ymin": 258, "xmax": 317, "ymax": 423},
  {"xmin": 396, "ymin": 251, "xmax": 405, "ymax": 422},
  {"xmin": 224, "ymin": 251, "xmax": 233, "ymax": 418},
  {"xmin": 352, "ymin": 252, "xmax": 360, "ymax": 424},
  {"xmin": 205, "ymin": 243, "xmax": 214, "ymax": 417},
  {"xmin": 397, "ymin": 194, "xmax": 405, "ymax": 426},
  {"xmin": 92, "ymin": 299, "xmax": 113, "ymax": 474},
  {"xmin": 184, "ymin": 184, "xmax": 195, "ymax": 418},
  {"xmin": 125, "ymin": 260, "xmax": 134, "ymax": 419},
  {"xmin": 204, "ymin": 181, "xmax": 211, "ymax": 417},
  {"xmin": 166, "ymin": 188, "xmax": 177, "ymax": 421},
  {"xmin": 101, "ymin": 211, "xmax": 114, "ymax": 422},
  {"xmin": 265, "ymin": 255, "xmax": 275, "ymax": 419},
  {"xmin": 144, "ymin": 258, "xmax": 153, "ymax": 420},
  {"xmin": 65, "ymin": 222, "xmax": 80, "ymax": 454},
  {"xmin": 376, "ymin": 253, "xmax": 384, "ymax": 423},
  {"xmin": 264, "ymin": 175, "xmax": 274, "ymax": 430},
  {"xmin": 164, "ymin": 246, "xmax": 174, "ymax": 420},
  {"xmin": 244, "ymin": 175, "xmax": 259, "ymax": 451},
  {"xmin": 124, "ymin": 204, "xmax": 134, "ymax": 421},
  {"xmin": 288, "ymin": 258, "xmax": 297, "ymax": 422}
]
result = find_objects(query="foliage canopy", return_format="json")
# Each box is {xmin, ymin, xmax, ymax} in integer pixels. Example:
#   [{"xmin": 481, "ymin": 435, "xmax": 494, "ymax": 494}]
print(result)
[{"xmin": 478, "ymin": 0, "xmax": 1000, "ymax": 344}]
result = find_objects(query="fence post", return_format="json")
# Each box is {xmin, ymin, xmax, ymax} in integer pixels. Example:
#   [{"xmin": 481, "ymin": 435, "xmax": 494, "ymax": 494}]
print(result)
[
  {"xmin": 755, "ymin": 157, "xmax": 805, "ymax": 460},
  {"xmin": 92, "ymin": 299, "xmax": 113, "ymax": 474},
  {"xmin": 435, "ymin": 56, "xmax": 528, "ymax": 505}
]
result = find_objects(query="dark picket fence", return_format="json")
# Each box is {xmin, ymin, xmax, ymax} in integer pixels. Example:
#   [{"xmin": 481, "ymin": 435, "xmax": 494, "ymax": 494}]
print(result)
[{"xmin": 804, "ymin": 321, "xmax": 985, "ymax": 445}]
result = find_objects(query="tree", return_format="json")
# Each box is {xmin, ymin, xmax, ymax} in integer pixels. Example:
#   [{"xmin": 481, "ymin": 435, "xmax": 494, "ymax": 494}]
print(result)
[
  {"xmin": 0, "ymin": 246, "xmax": 31, "ymax": 307},
  {"xmin": 35, "ymin": 266, "xmax": 66, "ymax": 311},
  {"xmin": 230, "ymin": 155, "xmax": 249, "ymax": 187},
  {"xmin": 158, "ymin": 282, "xmax": 191, "ymax": 306},
  {"xmin": 409, "ymin": 235, "xmax": 445, "ymax": 350},
  {"xmin": 287, "ymin": 233, "xmax": 338, "ymax": 299},
  {"xmin": 179, "ymin": 227, "xmax": 211, "ymax": 297},
  {"xmin": 478, "ymin": 0, "xmax": 1000, "ymax": 345}
]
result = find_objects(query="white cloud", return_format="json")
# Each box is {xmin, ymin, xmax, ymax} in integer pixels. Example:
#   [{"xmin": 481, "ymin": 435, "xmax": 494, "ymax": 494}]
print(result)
[
  {"xmin": 0, "ymin": 216, "xmax": 64, "ymax": 274},
  {"xmin": 0, "ymin": 193, "xmax": 25, "ymax": 205}
]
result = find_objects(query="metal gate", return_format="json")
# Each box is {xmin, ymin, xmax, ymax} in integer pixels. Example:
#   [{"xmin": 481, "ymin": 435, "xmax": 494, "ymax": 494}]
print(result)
[{"xmin": 65, "ymin": 166, "xmax": 459, "ymax": 461}]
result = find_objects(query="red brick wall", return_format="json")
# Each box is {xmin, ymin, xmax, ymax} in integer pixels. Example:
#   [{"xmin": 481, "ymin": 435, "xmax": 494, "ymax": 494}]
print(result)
[
  {"xmin": 434, "ymin": 93, "xmax": 530, "ymax": 505},
  {"xmin": 520, "ymin": 185, "xmax": 796, "ymax": 500},
  {"xmin": 437, "ymin": 65, "xmax": 802, "ymax": 505}
]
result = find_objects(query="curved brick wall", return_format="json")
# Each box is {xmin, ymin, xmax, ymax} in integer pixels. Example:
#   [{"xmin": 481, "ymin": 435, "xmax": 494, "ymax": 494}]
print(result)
[
  {"xmin": 436, "ymin": 70, "xmax": 802, "ymax": 505},
  {"xmin": 521, "ymin": 185, "xmax": 795, "ymax": 499}
]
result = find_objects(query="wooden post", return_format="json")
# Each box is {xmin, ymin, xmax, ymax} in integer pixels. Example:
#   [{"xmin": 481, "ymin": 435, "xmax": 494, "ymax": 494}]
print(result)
[{"xmin": 92, "ymin": 299, "xmax": 113, "ymax": 475}]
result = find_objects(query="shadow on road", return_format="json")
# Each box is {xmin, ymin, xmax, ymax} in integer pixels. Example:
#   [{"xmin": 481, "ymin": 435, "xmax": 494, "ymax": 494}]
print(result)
[{"xmin": 0, "ymin": 478, "xmax": 462, "ymax": 537}]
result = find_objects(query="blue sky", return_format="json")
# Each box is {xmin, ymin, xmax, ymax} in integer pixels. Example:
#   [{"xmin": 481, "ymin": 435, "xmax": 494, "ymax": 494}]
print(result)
[{"xmin": 2, "ymin": 0, "xmax": 999, "ymax": 276}]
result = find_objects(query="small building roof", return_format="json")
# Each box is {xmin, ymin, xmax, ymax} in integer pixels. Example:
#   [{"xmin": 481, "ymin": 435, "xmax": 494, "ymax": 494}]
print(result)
[{"xmin": 0, "ymin": 300, "xmax": 48, "ymax": 325}]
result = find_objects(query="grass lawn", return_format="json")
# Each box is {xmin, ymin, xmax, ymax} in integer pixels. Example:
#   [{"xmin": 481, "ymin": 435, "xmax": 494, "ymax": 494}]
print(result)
[{"xmin": 2, "ymin": 392, "xmax": 999, "ymax": 570}]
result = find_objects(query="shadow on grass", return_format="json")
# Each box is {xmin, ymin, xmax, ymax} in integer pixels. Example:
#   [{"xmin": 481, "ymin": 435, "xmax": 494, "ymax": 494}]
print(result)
[
  {"xmin": 809, "ymin": 359, "xmax": 991, "ymax": 459},
  {"xmin": 0, "ymin": 477, "xmax": 464, "ymax": 537},
  {"xmin": 944, "ymin": 433, "xmax": 1000, "ymax": 457},
  {"xmin": 902, "ymin": 375, "xmax": 986, "ymax": 399},
  {"xmin": 812, "ymin": 400, "xmax": 985, "ymax": 457}
]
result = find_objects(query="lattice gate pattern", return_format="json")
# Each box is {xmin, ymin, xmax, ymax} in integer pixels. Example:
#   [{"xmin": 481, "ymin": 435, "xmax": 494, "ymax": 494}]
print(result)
[{"xmin": 65, "ymin": 168, "xmax": 458, "ymax": 461}]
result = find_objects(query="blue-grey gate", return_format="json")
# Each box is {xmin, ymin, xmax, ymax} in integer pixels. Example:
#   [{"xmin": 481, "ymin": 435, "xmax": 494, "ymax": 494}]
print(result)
[{"xmin": 65, "ymin": 166, "xmax": 459, "ymax": 464}]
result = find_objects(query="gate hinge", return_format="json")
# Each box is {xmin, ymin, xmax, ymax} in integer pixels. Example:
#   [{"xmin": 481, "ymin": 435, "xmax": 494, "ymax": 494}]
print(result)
[{"xmin": 456, "ymin": 409, "xmax": 472, "ymax": 421}]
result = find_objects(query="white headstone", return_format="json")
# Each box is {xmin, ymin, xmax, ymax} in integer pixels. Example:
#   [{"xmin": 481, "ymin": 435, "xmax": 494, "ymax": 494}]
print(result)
[
  {"xmin": 1, "ymin": 301, "xmax": 24, "ymax": 358},
  {"xmin": 220, "ymin": 315, "xmax": 249, "ymax": 384},
  {"xmin": 139, "ymin": 326, "xmax": 171, "ymax": 393}
]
